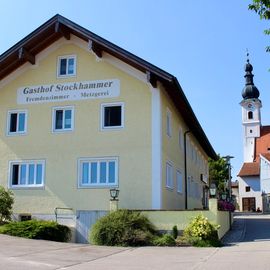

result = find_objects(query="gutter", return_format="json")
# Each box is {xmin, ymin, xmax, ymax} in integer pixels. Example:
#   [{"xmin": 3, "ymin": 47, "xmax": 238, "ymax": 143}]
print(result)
[{"xmin": 184, "ymin": 130, "xmax": 191, "ymax": 209}]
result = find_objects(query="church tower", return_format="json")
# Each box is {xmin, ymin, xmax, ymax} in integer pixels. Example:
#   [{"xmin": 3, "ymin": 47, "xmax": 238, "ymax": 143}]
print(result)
[{"xmin": 240, "ymin": 56, "xmax": 261, "ymax": 162}]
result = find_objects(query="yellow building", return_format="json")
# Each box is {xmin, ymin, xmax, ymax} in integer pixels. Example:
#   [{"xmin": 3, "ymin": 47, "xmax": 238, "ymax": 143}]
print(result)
[{"xmin": 0, "ymin": 15, "xmax": 216, "ymax": 239}]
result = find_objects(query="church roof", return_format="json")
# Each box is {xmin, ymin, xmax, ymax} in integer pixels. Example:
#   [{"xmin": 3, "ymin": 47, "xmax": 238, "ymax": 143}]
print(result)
[
  {"xmin": 238, "ymin": 126, "xmax": 270, "ymax": 177},
  {"xmin": 254, "ymin": 125, "xmax": 270, "ymax": 162},
  {"xmin": 261, "ymin": 153, "xmax": 270, "ymax": 162},
  {"xmin": 0, "ymin": 14, "xmax": 217, "ymax": 160},
  {"xmin": 238, "ymin": 162, "xmax": 260, "ymax": 177}
]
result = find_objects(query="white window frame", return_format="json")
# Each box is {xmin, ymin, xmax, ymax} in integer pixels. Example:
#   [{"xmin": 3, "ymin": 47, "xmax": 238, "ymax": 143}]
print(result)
[
  {"xmin": 57, "ymin": 55, "xmax": 77, "ymax": 78},
  {"xmin": 101, "ymin": 102, "xmax": 124, "ymax": 130},
  {"xmin": 188, "ymin": 176, "xmax": 193, "ymax": 197},
  {"xmin": 9, "ymin": 160, "xmax": 45, "ymax": 189},
  {"xmin": 7, "ymin": 109, "xmax": 28, "ymax": 136},
  {"xmin": 176, "ymin": 170, "xmax": 183, "ymax": 193},
  {"xmin": 166, "ymin": 109, "xmax": 172, "ymax": 137},
  {"xmin": 179, "ymin": 127, "xmax": 184, "ymax": 150},
  {"xmin": 78, "ymin": 157, "xmax": 119, "ymax": 188},
  {"xmin": 52, "ymin": 106, "xmax": 74, "ymax": 133},
  {"xmin": 166, "ymin": 161, "xmax": 173, "ymax": 189}
]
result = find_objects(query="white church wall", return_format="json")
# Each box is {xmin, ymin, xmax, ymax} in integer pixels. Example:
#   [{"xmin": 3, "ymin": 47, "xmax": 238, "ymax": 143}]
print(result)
[
  {"xmin": 260, "ymin": 157, "xmax": 270, "ymax": 194},
  {"xmin": 238, "ymin": 176, "xmax": 262, "ymax": 211}
]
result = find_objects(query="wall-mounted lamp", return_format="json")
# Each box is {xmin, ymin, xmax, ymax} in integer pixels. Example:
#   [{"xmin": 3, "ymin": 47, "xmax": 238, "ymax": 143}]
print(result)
[
  {"xmin": 209, "ymin": 183, "xmax": 217, "ymax": 198},
  {"xmin": 110, "ymin": 188, "xmax": 119, "ymax": 201}
]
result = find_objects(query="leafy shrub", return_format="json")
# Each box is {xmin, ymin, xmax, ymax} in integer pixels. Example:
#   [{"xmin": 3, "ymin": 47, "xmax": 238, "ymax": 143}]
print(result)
[
  {"xmin": 0, "ymin": 220, "xmax": 71, "ymax": 242},
  {"xmin": 152, "ymin": 234, "xmax": 175, "ymax": 246},
  {"xmin": 90, "ymin": 210, "xmax": 156, "ymax": 246},
  {"xmin": 172, "ymin": 225, "xmax": 178, "ymax": 239},
  {"xmin": 0, "ymin": 186, "xmax": 14, "ymax": 222},
  {"xmin": 182, "ymin": 214, "xmax": 221, "ymax": 247}
]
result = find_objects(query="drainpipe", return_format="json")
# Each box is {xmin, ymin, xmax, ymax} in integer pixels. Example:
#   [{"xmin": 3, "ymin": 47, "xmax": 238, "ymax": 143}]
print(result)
[{"xmin": 184, "ymin": 130, "xmax": 191, "ymax": 210}]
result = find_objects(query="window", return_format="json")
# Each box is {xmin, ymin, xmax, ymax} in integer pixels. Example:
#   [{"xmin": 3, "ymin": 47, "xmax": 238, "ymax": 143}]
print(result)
[
  {"xmin": 246, "ymin": 186, "xmax": 251, "ymax": 192},
  {"xmin": 57, "ymin": 55, "xmax": 76, "ymax": 77},
  {"xmin": 78, "ymin": 157, "xmax": 118, "ymax": 187},
  {"xmin": 9, "ymin": 160, "xmax": 45, "ymax": 188},
  {"xmin": 52, "ymin": 106, "xmax": 74, "ymax": 132},
  {"xmin": 248, "ymin": 111, "xmax": 253, "ymax": 120},
  {"xmin": 179, "ymin": 127, "xmax": 184, "ymax": 149},
  {"xmin": 7, "ymin": 110, "xmax": 27, "ymax": 135},
  {"xmin": 191, "ymin": 145, "xmax": 195, "ymax": 161},
  {"xmin": 187, "ymin": 176, "xmax": 191, "ymax": 196},
  {"xmin": 101, "ymin": 103, "xmax": 124, "ymax": 130},
  {"xmin": 166, "ymin": 162, "xmax": 173, "ymax": 189},
  {"xmin": 195, "ymin": 182, "xmax": 201, "ymax": 199},
  {"xmin": 176, "ymin": 170, "xmax": 182, "ymax": 193},
  {"xmin": 188, "ymin": 176, "xmax": 196, "ymax": 197},
  {"xmin": 166, "ymin": 109, "xmax": 172, "ymax": 137}
]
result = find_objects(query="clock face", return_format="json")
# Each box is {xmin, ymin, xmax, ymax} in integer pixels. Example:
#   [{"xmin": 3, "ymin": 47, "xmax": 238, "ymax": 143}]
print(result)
[{"xmin": 247, "ymin": 103, "xmax": 255, "ymax": 111}]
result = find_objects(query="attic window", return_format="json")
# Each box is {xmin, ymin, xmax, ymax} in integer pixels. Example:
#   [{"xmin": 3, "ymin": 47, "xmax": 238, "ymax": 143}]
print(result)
[{"xmin": 57, "ymin": 55, "xmax": 76, "ymax": 78}]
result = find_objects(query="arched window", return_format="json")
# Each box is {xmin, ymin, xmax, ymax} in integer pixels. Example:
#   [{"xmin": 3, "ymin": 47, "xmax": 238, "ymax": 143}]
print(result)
[{"xmin": 248, "ymin": 111, "xmax": 253, "ymax": 120}]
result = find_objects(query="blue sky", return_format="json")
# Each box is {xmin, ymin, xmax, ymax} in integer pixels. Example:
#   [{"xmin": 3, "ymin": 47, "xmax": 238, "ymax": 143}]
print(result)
[{"xmin": 0, "ymin": 0, "xmax": 270, "ymax": 179}]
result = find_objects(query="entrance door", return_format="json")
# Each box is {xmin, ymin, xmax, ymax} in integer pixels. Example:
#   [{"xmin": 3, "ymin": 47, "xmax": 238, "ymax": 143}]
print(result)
[{"xmin": 242, "ymin": 197, "xmax": 256, "ymax": 212}]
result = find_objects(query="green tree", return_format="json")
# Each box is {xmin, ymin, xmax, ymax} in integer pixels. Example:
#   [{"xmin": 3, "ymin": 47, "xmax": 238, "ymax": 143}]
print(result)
[
  {"xmin": 0, "ymin": 186, "xmax": 14, "ymax": 223},
  {"xmin": 249, "ymin": 0, "xmax": 270, "ymax": 51},
  {"xmin": 209, "ymin": 155, "xmax": 229, "ymax": 195}
]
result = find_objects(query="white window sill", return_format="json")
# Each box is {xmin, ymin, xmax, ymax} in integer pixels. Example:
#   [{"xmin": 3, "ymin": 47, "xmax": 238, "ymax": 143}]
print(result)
[
  {"xmin": 6, "ymin": 132, "xmax": 27, "ymax": 137},
  {"xmin": 9, "ymin": 186, "xmax": 45, "ymax": 190},
  {"xmin": 78, "ymin": 184, "xmax": 118, "ymax": 189}
]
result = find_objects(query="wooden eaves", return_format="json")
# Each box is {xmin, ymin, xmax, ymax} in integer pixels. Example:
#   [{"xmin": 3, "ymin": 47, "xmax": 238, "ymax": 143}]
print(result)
[{"xmin": 0, "ymin": 14, "xmax": 217, "ymax": 160}]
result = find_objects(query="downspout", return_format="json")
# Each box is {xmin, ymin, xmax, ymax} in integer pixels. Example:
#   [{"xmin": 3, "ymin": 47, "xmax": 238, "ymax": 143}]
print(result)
[{"xmin": 184, "ymin": 130, "xmax": 191, "ymax": 210}]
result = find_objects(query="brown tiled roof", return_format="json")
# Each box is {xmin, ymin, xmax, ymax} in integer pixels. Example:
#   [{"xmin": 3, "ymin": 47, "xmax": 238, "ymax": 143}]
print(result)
[
  {"xmin": 238, "ymin": 162, "xmax": 260, "ymax": 177},
  {"xmin": 255, "ymin": 126, "xmax": 270, "ymax": 161},
  {"xmin": 261, "ymin": 153, "xmax": 270, "ymax": 162}
]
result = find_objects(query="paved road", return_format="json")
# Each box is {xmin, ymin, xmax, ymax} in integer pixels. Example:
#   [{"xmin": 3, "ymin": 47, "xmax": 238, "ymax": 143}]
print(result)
[
  {"xmin": 1, "ymin": 214, "xmax": 270, "ymax": 270},
  {"xmin": 242, "ymin": 215, "xmax": 270, "ymax": 242}
]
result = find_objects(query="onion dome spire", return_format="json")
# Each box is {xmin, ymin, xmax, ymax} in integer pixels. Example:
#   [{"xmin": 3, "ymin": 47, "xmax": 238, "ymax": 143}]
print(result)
[{"xmin": 242, "ymin": 52, "xmax": 260, "ymax": 99}]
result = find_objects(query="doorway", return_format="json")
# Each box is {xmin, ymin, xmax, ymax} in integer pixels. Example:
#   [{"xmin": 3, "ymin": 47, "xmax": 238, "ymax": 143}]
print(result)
[{"xmin": 242, "ymin": 197, "xmax": 256, "ymax": 212}]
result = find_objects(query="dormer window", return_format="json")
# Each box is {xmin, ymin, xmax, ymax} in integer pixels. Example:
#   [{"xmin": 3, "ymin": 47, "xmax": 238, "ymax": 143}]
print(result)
[{"xmin": 248, "ymin": 111, "xmax": 253, "ymax": 120}]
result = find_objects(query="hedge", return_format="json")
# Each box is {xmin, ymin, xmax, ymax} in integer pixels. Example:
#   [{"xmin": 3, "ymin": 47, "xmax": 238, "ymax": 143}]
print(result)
[{"xmin": 0, "ymin": 219, "xmax": 71, "ymax": 242}]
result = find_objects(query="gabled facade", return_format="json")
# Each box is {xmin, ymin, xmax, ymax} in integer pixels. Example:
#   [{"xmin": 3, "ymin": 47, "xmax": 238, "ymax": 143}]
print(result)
[{"xmin": 0, "ymin": 15, "xmax": 216, "ymax": 224}]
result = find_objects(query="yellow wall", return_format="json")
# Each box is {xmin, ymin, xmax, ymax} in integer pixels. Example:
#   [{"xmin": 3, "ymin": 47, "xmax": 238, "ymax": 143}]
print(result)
[
  {"xmin": 160, "ymin": 85, "xmax": 209, "ymax": 210},
  {"xmin": 142, "ymin": 199, "xmax": 231, "ymax": 239},
  {"xmin": 0, "ymin": 37, "xmax": 152, "ymax": 214}
]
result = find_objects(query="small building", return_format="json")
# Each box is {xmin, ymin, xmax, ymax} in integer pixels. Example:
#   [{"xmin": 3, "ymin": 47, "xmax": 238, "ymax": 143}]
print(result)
[
  {"xmin": 0, "ymin": 15, "xmax": 216, "ymax": 241},
  {"xmin": 231, "ymin": 181, "xmax": 239, "ymax": 210}
]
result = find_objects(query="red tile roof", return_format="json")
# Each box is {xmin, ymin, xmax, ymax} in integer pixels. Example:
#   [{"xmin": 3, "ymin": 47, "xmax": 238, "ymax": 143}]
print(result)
[
  {"xmin": 239, "ymin": 126, "xmax": 270, "ymax": 177},
  {"xmin": 261, "ymin": 153, "xmax": 270, "ymax": 162},
  {"xmin": 255, "ymin": 126, "xmax": 270, "ymax": 161},
  {"xmin": 238, "ymin": 162, "xmax": 260, "ymax": 177}
]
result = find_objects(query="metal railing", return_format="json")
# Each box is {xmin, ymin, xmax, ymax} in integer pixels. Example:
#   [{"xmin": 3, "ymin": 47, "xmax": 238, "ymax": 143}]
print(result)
[{"xmin": 54, "ymin": 207, "xmax": 73, "ymax": 222}]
